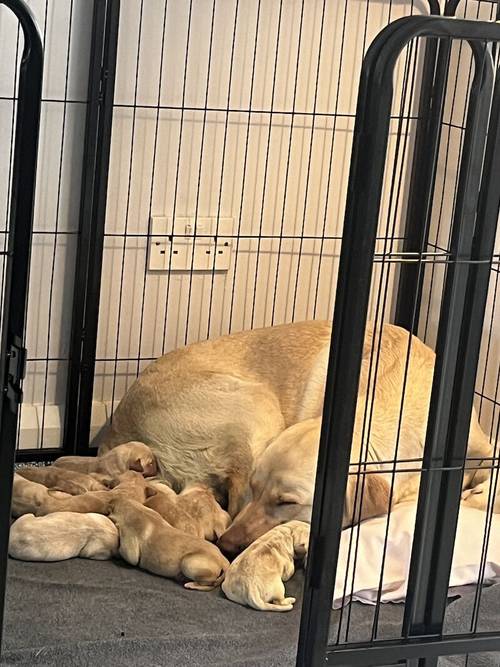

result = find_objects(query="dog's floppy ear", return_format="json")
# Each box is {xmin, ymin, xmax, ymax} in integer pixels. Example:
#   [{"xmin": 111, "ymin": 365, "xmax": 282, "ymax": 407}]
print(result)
[{"xmin": 130, "ymin": 458, "xmax": 144, "ymax": 473}]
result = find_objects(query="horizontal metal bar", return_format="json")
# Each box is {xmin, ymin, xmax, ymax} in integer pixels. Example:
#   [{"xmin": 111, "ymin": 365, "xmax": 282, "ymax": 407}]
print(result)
[
  {"xmin": 15, "ymin": 448, "xmax": 65, "ymax": 463},
  {"xmin": 327, "ymin": 632, "xmax": 500, "ymax": 666}
]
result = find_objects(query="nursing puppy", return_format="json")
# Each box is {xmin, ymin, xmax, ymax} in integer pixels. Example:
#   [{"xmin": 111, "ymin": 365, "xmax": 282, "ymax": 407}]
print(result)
[
  {"xmin": 96, "ymin": 321, "xmax": 492, "ymax": 518},
  {"xmin": 11, "ymin": 474, "xmax": 72, "ymax": 518},
  {"xmin": 222, "ymin": 521, "xmax": 310, "ymax": 612},
  {"xmin": 54, "ymin": 441, "xmax": 157, "ymax": 478},
  {"xmin": 9, "ymin": 512, "xmax": 118, "ymax": 561},
  {"xmin": 109, "ymin": 497, "xmax": 229, "ymax": 590},
  {"xmin": 145, "ymin": 484, "xmax": 201, "ymax": 537},
  {"xmin": 177, "ymin": 485, "xmax": 231, "ymax": 541},
  {"xmin": 17, "ymin": 466, "xmax": 109, "ymax": 495},
  {"xmin": 218, "ymin": 324, "xmax": 491, "ymax": 554}
]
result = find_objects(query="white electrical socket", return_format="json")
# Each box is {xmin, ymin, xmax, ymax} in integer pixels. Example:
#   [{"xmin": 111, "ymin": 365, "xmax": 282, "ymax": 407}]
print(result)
[{"xmin": 148, "ymin": 216, "xmax": 233, "ymax": 272}]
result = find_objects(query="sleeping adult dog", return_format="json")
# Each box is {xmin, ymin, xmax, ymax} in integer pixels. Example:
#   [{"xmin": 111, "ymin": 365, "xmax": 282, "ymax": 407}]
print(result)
[{"xmin": 96, "ymin": 321, "xmax": 492, "ymax": 521}]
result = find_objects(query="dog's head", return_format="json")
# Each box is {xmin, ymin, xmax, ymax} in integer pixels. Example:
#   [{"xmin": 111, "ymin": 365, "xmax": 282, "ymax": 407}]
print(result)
[{"xmin": 217, "ymin": 419, "xmax": 320, "ymax": 556}]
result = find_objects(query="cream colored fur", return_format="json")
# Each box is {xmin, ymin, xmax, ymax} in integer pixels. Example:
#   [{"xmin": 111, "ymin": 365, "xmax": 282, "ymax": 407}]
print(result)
[
  {"xmin": 96, "ymin": 321, "xmax": 332, "ymax": 515},
  {"xmin": 55, "ymin": 441, "xmax": 157, "ymax": 478},
  {"xmin": 109, "ymin": 497, "xmax": 229, "ymax": 591},
  {"xmin": 145, "ymin": 483, "xmax": 230, "ymax": 540},
  {"xmin": 17, "ymin": 466, "xmax": 109, "ymax": 495},
  {"xmin": 9, "ymin": 512, "xmax": 118, "ymax": 561},
  {"xmin": 95, "ymin": 321, "xmax": 491, "ymax": 522},
  {"xmin": 222, "ymin": 521, "xmax": 309, "ymax": 612},
  {"xmin": 218, "ymin": 324, "xmax": 492, "ymax": 553}
]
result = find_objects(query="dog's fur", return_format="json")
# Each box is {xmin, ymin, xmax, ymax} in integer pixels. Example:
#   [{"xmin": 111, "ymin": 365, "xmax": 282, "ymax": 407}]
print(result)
[
  {"xmin": 145, "ymin": 484, "xmax": 202, "ymax": 537},
  {"xmin": 109, "ymin": 497, "xmax": 229, "ymax": 591},
  {"xmin": 17, "ymin": 466, "xmax": 109, "ymax": 495},
  {"xmin": 12, "ymin": 471, "xmax": 153, "ymax": 518},
  {"xmin": 217, "ymin": 324, "xmax": 492, "ymax": 554},
  {"xmin": 96, "ymin": 321, "xmax": 333, "ymax": 515},
  {"xmin": 95, "ymin": 321, "xmax": 491, "ymax": 525},
  {"xmin": 9, "ymin": 512, "xmax": 119, "ymax": 561},
  {"xmin": 54, "ymin": 441, "xmax": 157, "ymax": 478},
  {"xmin": 462, "ymin": 479, "xmax": 500, "ymax": 513},
  {"xmin": 222, "ymin": 521, "xmax": 309, "ymax": 612},
  {"xmin": 176, "ymin": 485, "xmax": 231, "ymax": 541}
]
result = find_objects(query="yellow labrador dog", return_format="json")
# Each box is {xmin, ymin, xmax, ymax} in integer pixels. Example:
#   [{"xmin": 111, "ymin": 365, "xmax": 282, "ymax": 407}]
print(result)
[
  {"xmin": 217, "ymin": 324, "xmax": 492, "ymax": 554},
  {"xmin": 96, "ymin": 321, "xmax": 491, "ymax": 522},
  {"xmin": 222, "ymin": 520, "xmax": 310, "ymax": 612}
]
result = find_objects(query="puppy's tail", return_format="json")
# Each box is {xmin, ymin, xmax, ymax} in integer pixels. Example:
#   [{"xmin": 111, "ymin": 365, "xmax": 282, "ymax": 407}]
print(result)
[{"xmin": 252, "ymin": 596, "xmax": 296, "ymax": 612}]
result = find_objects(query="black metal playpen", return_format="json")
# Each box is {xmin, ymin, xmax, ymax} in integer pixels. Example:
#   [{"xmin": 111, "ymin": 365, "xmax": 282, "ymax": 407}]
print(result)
[{"xmin": 0, "ymin": 0, "xmax": 499, "ymax": 665}]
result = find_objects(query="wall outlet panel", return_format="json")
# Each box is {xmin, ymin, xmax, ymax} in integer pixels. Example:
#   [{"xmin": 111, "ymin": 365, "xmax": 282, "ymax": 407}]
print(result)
[{"xmin": 148, "ymin": 216, "xmax": 233, "ymax": 272}]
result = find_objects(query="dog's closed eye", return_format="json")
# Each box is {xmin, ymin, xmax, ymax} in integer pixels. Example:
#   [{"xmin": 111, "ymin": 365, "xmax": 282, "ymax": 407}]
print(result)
[{"xmin": 276, "ymin": 497, "xmax": 297, "ymax": 506}]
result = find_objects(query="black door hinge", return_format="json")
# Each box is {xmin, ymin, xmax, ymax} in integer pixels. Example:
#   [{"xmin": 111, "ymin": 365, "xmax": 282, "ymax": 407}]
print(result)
[{"xmin": 4, "ymin": 336, "xmax": 26, "ymax": 413}]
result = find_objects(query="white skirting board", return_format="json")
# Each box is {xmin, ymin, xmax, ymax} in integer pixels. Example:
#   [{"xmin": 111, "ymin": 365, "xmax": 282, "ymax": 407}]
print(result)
[{"xmin": 17, "ymin": 401, "xmax": 117, "ymax": 450}]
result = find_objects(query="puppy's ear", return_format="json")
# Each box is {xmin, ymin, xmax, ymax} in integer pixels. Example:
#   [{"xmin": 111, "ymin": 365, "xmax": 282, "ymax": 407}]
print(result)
[{"xmin": 145, "ymin": 485, "xmax": 157, "ymax": 499}]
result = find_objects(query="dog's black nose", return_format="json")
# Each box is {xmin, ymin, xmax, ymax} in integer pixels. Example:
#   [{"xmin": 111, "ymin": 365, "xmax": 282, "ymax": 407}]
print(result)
[{"xmin": 216, "ymin": 536, "xmax": 244, "ymax": 558}]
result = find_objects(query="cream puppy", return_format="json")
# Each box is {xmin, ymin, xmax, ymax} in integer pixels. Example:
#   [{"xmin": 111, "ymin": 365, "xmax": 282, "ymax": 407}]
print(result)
[
  {"xmin": 54, "ymin": 441, "xmax": 157, "ymax": 478},
  {"xmin": 17, "ymin": 466, "xmax": 109, "ymax": 495},
  {"xmin": 145, "ymin": 484, "xmax": 201, "ymax": 537},
  {"xmin": 11, "ymin": 473, "xmax": 72, "ymax": 518},
  {"xmin": 9, "ymin": 512, "xmax": 119, "ymax": 561},
  {"xmin": 222, "ymin": 520, "xmax": 309, "ymax": 612},
  {"xmin": 13, "ymin": 470, "xmax": 155, "ymax": 518},
  {"xmin": 177, "ymin": 485, "xmax": 231, "ymax": 541},
  {"xmin": 109, "ymin": 497, "xmax": 229, "ymax": 590}
]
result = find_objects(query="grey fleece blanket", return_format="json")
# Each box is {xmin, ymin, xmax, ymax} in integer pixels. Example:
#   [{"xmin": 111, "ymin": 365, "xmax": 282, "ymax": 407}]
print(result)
[{"xmin": 2, "ymin": 559, "xmax": 499, "ymax": 666}]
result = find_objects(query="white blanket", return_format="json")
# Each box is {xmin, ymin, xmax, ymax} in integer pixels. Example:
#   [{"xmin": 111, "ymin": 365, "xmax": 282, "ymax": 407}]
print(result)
[{"xmin": 333, "ymin": 503, "xmax": 500, "ymax": 608}]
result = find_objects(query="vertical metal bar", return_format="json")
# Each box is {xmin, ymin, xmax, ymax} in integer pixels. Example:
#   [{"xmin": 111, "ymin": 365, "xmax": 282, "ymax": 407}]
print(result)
[
  {"xmin": 394, "ymin": 7, "xmax": 457, "ymax": 334},
  {"xmin": 296, "ymin": 19, "xmax": 418, "ymax": 667},
  {"xmin": 63, "ymin": 0, "xmax": 120, "ymax": 456},
  {"xmin": 0, "ymin": 0, "xmax": 43, "ymax": 652},
  {"xmin": 402, "ymin": 45, "xmax": 494, "ymax": 647}
]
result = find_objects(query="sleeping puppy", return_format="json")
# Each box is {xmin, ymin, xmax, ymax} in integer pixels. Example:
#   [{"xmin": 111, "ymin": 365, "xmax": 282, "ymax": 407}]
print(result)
[
  {"xmin": 177, "ymin": 485, "xmax": 231, "ymax": 541},
  {"xmin": 9, "ymin": 512, "xmax": 119, "ymax": 561},
  {"xmin": 145, "ymin": 484, "xmax": 201, "ymax": 537},
  {"xmin": 109, "ymin": 497, "xmax": 229, "ymax": 590},
  {"xmin": 12, "ymin": 474, "xmax": 110, "ymax": 517},
  {"xmin": 11, "ymin": 472, "xmax": 149, "ymax": 518},
  {"xmin": 108, "ymin": 470, "xmax": 155, "ymax": 504},
  {"xmin": 17, "ymin": 466, "xmax": 109, "ymax": 495},
  {"xmin": 222, "ymin": 520, "xmax": 309, "ymax": 612},
  {"xmin": 54, "ymin": 441, "xmax": 157, "ymax": 478},
  {"xmin": 11, "ymin": 473, "xmax": 72, "ymax": 518}
]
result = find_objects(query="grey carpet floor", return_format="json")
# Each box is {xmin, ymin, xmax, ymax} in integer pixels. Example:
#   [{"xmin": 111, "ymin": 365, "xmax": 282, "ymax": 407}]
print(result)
[{"xmin": 2, "ymin": 558, "xmax": 499, "ymax": 666}]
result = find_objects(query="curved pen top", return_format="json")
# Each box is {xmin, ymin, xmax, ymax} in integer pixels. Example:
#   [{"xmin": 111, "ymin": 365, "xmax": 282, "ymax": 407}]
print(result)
[
  {"xmin": 0, "ymin": 0, "xmax": 43, "ymax": 62},
  {"xmin": 363, "ymin": 15, "xmax": 498, "ymax": 94}
]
